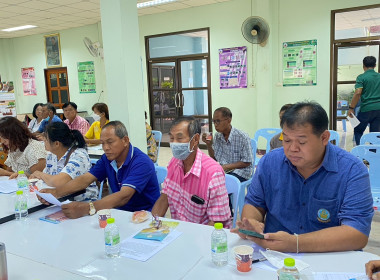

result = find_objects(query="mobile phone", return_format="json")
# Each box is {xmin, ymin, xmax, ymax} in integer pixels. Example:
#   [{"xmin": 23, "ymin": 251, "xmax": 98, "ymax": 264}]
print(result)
[
  {"xmin": 206, "ymin": 132, "xmax": 212, "ymax": 141},
  {"xmin": 191, "ymin": 195, "xmax": 205, "ymax": 205},
  {"xmin": 238, "ymin": 228, "xmax": 265, "ymax": 239}
]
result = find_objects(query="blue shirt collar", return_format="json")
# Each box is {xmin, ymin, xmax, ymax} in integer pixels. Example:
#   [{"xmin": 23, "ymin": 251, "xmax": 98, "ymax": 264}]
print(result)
[
  {"xmin": 283, "ymin": 143, "xmax": 338, "ymax": 175},
  {"xmin": 110, "ymin": 143, "xmax": 134, "ymax": 172}
]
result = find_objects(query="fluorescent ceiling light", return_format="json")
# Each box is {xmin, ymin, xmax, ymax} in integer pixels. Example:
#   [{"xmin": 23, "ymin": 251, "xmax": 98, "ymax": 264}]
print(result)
[
  {"xmin": 137, "ymin": 0, "xmax": 177, "ymax": 8},
  {"xmin": 2, "ymin": 25, "xmax": 37, "ymax": 32}
]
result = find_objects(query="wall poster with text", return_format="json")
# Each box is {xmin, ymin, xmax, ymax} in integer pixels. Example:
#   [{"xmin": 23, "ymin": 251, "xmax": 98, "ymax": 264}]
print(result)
[
  {"xmin": 282, "ymin": 40, "xmax": 317, "ymax": 86},
  {"xmin": 219, "ymin": 46, "xmax": 247, "ymax": 89},
  {"xmin": 78, "ymin": 61, "xmax": 96, "ymax": 94},
  {"xmin": 21, "ymin": 67, "xmax": 37, "ymax": 96}
]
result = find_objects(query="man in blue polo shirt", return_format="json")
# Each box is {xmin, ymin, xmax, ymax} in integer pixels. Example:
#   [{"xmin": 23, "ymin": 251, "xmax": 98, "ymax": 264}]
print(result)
[
  {"xmin": 36, "ymin": 103, "xmax": 62, "ymax": 135},
  {"xmin": 233, "ymin": 102, "xmax": 373, "ymax": 253},
  {"xmin": 38, "ymin": 121, "xmax": 160, "ymax": 219}
]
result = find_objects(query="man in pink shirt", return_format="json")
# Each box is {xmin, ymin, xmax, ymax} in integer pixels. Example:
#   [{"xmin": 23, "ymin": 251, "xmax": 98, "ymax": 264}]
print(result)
[
  {"xmin": 152, "ymin": 116, "xmax": 231, "ymax": 228},
  {"xmin": 63, "ymin": 102, "xmax": 90, "ymax": 136}
]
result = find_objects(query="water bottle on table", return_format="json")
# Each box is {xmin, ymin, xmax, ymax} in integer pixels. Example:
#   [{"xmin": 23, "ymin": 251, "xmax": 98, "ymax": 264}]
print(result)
[
  {"xmin": 211, "ymin": 222, "xmax": 228, "ymax": 266},
  {"xmin": 104, "ymin": 218, "xmax": 120, "ymax": 258},
  {"xmin": 17, "ymin": 171, "xmax": 29, "ymax": 197},
  {"xmin": 14, "ymin": 190, "xmax": 28, "ymax": 220},
  {"xmin": 277, "ymin": 258, "xmax": 300, "ymax": 279}
]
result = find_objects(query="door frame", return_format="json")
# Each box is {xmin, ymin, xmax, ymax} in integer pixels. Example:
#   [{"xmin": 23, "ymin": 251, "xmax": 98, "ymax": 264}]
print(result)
[
  {"xmin": 145, "ymin": 28, "xmax": 212, "ymax": 147},
  {"xmin": 330, "ymin": 4, "xmax": 380, "ymax": 130},
  {"xmin": 44, "ymin": 67, "xmax": 70, "ymax": 109}
]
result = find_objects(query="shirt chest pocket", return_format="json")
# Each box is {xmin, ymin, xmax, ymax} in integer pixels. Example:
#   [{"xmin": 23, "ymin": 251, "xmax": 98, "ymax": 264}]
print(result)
[
  {"xmin": 308, "ymin": 197, "xmax": 339, "ymax": 230},
  {"xmin": 180, "ymin": 191, "xmax": 208, "ymax": 217}
]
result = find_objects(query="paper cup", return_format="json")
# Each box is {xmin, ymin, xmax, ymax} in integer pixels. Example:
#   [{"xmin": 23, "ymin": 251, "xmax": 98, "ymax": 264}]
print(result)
[
  {"xmin": 98, "ymin": 209, "xmax": 111, "ymax": 228},
  {"xmin": 28, "ymin": 179, "xmax": 40, "ymax": 192},
  {"xmin": 233, "ymin": 245, "xmax": 253, "ymax": 272}
]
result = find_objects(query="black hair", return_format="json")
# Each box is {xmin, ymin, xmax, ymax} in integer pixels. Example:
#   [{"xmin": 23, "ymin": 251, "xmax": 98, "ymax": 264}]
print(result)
[
  {"xmin": 62, "ymin": 102, "xmax": 78, "ymax": 110},
  {"xmin": 363, "ymin": 56, "xmax": 376, "ymax": 68},
  {"xmin": 32, "ymin": 103, "xmax": 44, "ymax": 119},
  {"xmin": 279, "ymin": 103, "xmax": 293, "ymax": 113},
  {"xmin": 45, "ymin": 102, "xmax": 56, "ymax": 114},
  {"xmin": 103, "ymin": 121, "xmax": 128, "ymax": 138},
  {"xmin": 170, "ymin": 116, "xmax": 201, "ymax": 138},
  {"xmin": 280, "ymin": 101, "xmax": 328, "ymax": 136},
  {"xmin": 45, "ymin": 122, "xmax": 86, "ymax": 149},
  {"xmin": 214, "ymin": 107, "xmax": 232, "ymax": 119}
]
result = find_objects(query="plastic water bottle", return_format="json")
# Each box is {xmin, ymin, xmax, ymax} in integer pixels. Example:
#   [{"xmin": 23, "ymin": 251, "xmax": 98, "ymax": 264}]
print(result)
[
  {"xmin": 17, "ymin": 171, "xmax": 29, "ymax": 197},
  {"xmin": 104, "ymin": 218, "xmax": 120, "ymax": 258},
  {"xmin": 211, "ymin": 222, "xmax": 228, "ymax": 266},
  {"xmin": 277, "ymin": 258, "xmax": 300, "ymax": 280},
  {"xmin": 14, "ymin": 190, "xmax": 28, "ymax": 220}
]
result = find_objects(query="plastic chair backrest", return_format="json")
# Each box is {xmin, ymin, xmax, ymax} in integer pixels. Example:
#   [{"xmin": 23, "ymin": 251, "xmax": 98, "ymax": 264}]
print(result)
[
  {"xmin": 328, "ymin": 130, "xmax": 340, "ymax": 145},
  {"xmin": 253, "ymin": 128, "xmax": 282, "ymax": 154},
  {"xmin": 360, "ymin": 133, "xmax": 380, "ymax": 145},
  {"xmin": 151, "ymin": 130, "xmax": 162, "ymax": 164},
  {"xmin": 351, "ymin": 145, "xmax": 380, "ymax": 191},
  {"xmin": 250, "ymin": 139, "xmax": 257, "ymax": 167},
  {"xmin": 225, "ymin": 174, "xmax": 241, "ymax": 228},
  {"xmin": 155, "ymin": 165, "xmax": 167, "ymax": 191}
]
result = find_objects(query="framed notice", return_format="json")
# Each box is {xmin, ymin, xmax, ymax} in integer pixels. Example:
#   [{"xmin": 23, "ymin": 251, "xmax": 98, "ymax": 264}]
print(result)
[
  {"xmin": 77, "ymin": 61, "xmax": 96, "ymax": 94},
  {"xmin": 21, "ymin": 67, "xmax": 37, "ymax": 96},
  {"xmin": 44, "ymin": 33, "xmax": 62, "ymax": 68},
  {"xmin": 282, "ymin": 40, "xmax": 317, "ymax": 86},
  {"xmin": 219, "ymin": 46, "xmax": 247, "ymax": 89}
]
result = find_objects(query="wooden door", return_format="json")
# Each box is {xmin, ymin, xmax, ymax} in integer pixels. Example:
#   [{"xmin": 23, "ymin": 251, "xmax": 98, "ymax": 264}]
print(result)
[{"xmin": 44, "ymin": 67, "xmax": 70, "ymax": 109}]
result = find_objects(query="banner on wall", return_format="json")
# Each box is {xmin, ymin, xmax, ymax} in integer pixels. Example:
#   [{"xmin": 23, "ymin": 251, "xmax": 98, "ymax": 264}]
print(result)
[
  {"xmin": 21, "ymin": 67, "xmax": 37, "ymax": 96},
  {"xmin": 0, "ymin": 74, "xmax": 16, "ymax": 117},
  {"xmin": 282, "ymin": 39, "xmax": 317, "ymax": 86},
  {"xmin": 78, "ymin": 61, "xmax": 96, "ymax": 94},
  {"xmin": 219, "ymin": 46, "xmax": 247, "ymax": 89}
]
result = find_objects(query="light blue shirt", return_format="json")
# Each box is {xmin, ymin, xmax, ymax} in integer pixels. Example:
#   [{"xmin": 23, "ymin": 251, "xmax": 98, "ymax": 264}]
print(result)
[
  {"xmin": 37, "ymin": 115, "xmax": 62, "ymax": 133},
  {"xmin": 245, "ymin": 143, "xmax": 373, "ymax": 236}
]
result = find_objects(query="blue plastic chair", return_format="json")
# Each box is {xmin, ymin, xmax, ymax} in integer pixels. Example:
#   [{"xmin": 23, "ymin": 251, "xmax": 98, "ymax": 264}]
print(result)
[
  {"xmin": 98, "ymin": 181, "xmax": 104, "ymax": 200},
  {"xmin": 337, "ymin": 100, "xmax": 348, "ymax": 132},
  {"xmin": 360, "ymin": 132, "xmax": 380, "ymax": 145},
  {"xmin": 351, "ymin": 145, "xmax": 380, "ymax": 209},
  {"xmin": 155, "ymin": 165, "xmax": 167, "ymax": 191},
  {"xmin": 225, "ymin": 174, "xmax": 241, "ymax": 228},
  {"xmin": 152, "ymin": 130, "xmax": 162, "ymax": 165},
  {"xmin": 328, "ymin": 130, "xmax": 340, "ymax": 145},
  {"xmin": 253, "ymin": 128, "xmax": 282, "ymax": 166},
  {"xmin": 238, "ymin": 139, "xmax": 257, "ymax": 219}
]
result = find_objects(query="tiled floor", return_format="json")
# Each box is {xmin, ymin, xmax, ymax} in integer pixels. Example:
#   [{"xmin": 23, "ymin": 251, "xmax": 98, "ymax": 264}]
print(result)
[{"xmin": 156, "ymin": 126, "xmax": 379, "ymax": 255}]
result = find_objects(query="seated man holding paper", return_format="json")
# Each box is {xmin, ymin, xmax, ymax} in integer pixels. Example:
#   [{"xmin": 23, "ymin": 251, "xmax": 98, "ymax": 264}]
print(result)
[
  {"xmin": 152, "ymin": 116, "xmax": 231, "ymax": 228},
  {"xmin": 38, "ymin": 121, "xmax": 160, "ymax": 219},
  {"xmin": 233, "ymin": 101, "xmax": 373, "ymax": 252}
]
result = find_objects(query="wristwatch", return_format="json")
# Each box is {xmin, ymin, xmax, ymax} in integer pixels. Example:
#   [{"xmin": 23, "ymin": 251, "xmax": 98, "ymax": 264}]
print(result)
[
  {"xmin": 89, "ymin": 202, "xmax": 96, "ymax": 216},
  {"xmin": 349, "ymin": 106, "xmax": 354, "ymax": 110}
]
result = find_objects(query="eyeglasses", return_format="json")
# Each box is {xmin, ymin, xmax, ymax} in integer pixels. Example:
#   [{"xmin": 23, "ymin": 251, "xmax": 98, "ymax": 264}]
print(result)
[{"xmin": 212, "ymin": 118, "xmax": 228, "ymax": 125}]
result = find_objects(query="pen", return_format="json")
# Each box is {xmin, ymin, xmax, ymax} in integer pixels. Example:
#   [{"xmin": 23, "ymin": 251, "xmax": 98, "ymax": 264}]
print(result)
[{"xmin": 252, "ymin": 257, "xmax": 267, "ymax": 263}]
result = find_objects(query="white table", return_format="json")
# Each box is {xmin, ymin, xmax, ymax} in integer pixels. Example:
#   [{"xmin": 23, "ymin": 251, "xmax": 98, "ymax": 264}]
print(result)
[{"xmin": 1, "ymin": 208, "xmax": 379, "ymax": 279}]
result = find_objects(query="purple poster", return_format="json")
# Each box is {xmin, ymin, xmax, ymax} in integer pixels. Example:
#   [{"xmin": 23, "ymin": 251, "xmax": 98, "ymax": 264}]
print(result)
[{"xmin": 219, "ymin": 46, "xmax": 247, "ymax": 89}]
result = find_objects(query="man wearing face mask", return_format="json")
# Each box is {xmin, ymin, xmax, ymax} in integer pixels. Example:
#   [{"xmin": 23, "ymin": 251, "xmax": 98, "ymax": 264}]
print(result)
[{"xmin": 152, "ymin": 116, "xmax": 232, "ymax": 228}]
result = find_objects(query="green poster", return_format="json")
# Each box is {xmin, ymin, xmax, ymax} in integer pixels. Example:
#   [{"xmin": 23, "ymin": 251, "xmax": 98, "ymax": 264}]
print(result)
[
  {"xmin": 282, "ymin": 40, "xmax": 317, "ymax": 86},
  {"xmin": 78, "ymin": 61, "xmax": 96, "ymax": 93}
]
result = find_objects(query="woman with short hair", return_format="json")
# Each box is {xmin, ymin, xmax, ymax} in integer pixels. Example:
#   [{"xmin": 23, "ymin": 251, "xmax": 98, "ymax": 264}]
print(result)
[
  {"xmin": 85, "ymin": 103, "xmax": 110, "ymax": 145},
  {"xmin": 28, "ymin": 103, "xmax": 44, "ymax": 133}
]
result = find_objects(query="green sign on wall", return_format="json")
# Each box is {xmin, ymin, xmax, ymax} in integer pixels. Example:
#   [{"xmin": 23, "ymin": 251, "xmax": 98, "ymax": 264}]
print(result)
[
  {"xmin": 282, "ymin": 40, "xmax": 317, "ymax": 87},
  {"xmin": 78, "ymin": 61, "xmax": 96, "ymax": 93}
]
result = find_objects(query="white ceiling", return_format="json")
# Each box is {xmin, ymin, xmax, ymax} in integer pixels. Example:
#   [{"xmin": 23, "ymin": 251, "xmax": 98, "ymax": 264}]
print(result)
[
  {"xmin": 0, "ymin": 0, "xmax": 231, "ymax": 38},
  {"xmin": 335, "ymin": 7, "xmax": 380, "ymax": 31}
]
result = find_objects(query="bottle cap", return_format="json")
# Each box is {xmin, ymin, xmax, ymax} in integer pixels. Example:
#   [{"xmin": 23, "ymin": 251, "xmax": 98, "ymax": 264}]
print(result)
[
  {"xmin": 18, "ymin": 170, "xmax": 24, "ymax": 175},
  {"xmin": 214, "ymin": 222, "xmax": 223, "ymax": 230},
  {"xmin": 107, "ymin": 218, "xmax": 115, "ymax": 224},
  {"xmin": 284, "ymin": 258, "xmax": 295, "ymax": 267},
  {"xmin": 16, "ymin": 190, "xmax": 23, "ymax": 195}
]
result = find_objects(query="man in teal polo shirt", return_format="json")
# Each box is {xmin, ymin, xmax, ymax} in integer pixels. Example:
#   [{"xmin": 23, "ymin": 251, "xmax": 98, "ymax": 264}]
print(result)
[{"xmin": 348, "ymin": 56, "xmax": 380, "ymax": 145}]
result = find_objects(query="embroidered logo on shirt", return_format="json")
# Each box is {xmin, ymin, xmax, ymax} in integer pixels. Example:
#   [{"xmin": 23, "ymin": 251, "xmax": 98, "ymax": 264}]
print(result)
[{"xmin": 317, "ymin": 208, "xmax": 330, "ymax": 223}]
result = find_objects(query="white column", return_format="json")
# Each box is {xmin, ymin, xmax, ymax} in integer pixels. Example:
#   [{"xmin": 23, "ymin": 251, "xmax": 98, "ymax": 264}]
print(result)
[{"xmin": 100, "ymin": 0, "xmax": 146, "ymax": 152}]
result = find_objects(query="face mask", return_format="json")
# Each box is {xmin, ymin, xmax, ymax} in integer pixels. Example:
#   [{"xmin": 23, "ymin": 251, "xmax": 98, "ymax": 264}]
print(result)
[
  {"xmin": 44, "ymin": 116, "xmax": 50, "ymax": 121},
  {"xmin": 92, "ymin": 113, "xmax": 101, "ymax": 122},
  {"xmin": 170, "ymin": 135, "xmax": 196, "ymax": 160}
]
